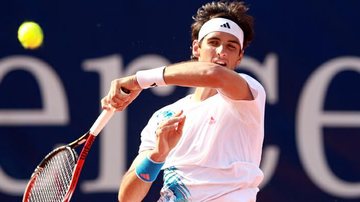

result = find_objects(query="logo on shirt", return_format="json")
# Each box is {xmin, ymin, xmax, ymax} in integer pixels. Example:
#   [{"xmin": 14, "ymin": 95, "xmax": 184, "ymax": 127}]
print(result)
[
  {"xmin": 209, "ymin": 116, "xmax": 216, "ymax": 124},
  {"xmin": 155, "ymin": 109, "xmax": 176, "ymax": 125}
]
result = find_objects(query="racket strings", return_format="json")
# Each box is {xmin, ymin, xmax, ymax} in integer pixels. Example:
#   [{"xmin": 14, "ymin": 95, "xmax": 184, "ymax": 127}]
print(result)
[{"xmin": 27, "ymin": 149, "xmax": 77, "ymax": 202}]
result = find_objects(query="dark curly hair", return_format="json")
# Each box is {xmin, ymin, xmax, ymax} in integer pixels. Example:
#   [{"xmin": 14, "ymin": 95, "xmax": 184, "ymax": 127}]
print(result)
[{"xmin": 190, "ymin": 1, "xmax": 254, "ymax": 59}]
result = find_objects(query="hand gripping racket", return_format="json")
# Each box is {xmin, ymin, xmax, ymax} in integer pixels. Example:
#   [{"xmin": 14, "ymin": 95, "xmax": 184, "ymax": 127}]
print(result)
[{"xmin": 22, "ymin": 107, "xmax": 117, "ymax": 202}]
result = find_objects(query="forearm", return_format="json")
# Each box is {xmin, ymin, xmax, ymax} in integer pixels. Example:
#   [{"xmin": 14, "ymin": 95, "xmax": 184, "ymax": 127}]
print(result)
[
  {"xmin": 162, "ymin": 61, "xmax": 252, "ymax": 100},
  {"xmin": 163, "ymin": 61, "xmax": 227, "ymax": 88},
  {"xmin": 118, "ymin": 150, "xmax": 166, "ymax": 202},
  {"xmin": 118, "ymin": 169, "xmax": 152, "ymax": 202}
]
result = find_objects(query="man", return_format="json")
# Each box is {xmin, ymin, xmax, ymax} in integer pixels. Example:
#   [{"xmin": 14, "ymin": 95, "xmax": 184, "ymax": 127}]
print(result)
[{"xmin": 102, "ymin": 1, "xmax": 266, "ymax": 201}]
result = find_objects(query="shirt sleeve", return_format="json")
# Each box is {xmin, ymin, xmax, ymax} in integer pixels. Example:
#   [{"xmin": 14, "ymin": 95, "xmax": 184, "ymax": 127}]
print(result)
[
  {"xmin": 217, "ymin": 73, "xmax": 266, "ymax": 124},
  {"xmin": 138, "ymin": 115, "xmax": 158, "ymax": 153}
]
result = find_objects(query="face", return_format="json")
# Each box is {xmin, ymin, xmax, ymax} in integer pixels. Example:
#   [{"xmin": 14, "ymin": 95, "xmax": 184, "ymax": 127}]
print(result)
[{"xmin": 192, "ymin": 31, "xmax": 243, "ymax": 70}]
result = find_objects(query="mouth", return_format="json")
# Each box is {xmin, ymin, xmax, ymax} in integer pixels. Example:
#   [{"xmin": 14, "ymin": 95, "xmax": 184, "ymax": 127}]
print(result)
[{"xmin": 213, "ymin": 60, "xmax": 227, "ymax": 67}]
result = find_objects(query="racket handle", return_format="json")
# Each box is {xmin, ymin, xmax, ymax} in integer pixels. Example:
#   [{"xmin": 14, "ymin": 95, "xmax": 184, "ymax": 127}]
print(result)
[
  {"xmin": 89, "ymin": 109, "xmax": 114, "ymax": 136},
  {"xmin": 90, "ymin": 88, "xmax": 130, "ymax": 136},
  {"xmin": 121, "ymin": 87, "xmax": 130, "ymax": 94}
]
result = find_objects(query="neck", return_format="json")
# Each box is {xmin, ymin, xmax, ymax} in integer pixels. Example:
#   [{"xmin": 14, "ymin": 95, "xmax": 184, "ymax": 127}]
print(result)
[{"xmin": 192, "ymin": 87, "xmax": 217, "ymax": 102}]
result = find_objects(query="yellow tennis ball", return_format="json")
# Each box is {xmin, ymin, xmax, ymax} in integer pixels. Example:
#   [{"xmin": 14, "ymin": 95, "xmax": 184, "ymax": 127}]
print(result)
[{"xmin": 17, "ymin": 21, "xmax": 44, "ymax": 49}]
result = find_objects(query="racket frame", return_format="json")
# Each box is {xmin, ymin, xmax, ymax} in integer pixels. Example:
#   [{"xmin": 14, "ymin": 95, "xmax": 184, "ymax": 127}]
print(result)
[{"xmin": 23, "ymin": 109, "xmax": 115, "ymax": 202}]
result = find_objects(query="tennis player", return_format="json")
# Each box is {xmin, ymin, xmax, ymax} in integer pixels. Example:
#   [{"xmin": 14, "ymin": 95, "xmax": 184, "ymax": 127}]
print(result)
[{"xmin": 102, "ymin": 1, "xmax": 266, "ymax": 201}]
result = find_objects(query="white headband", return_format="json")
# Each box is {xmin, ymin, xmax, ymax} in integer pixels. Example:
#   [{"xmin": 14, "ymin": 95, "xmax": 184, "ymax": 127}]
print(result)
[{"xmin": 198, "ymin": 17, "xmax": 244, "ymax": 49}]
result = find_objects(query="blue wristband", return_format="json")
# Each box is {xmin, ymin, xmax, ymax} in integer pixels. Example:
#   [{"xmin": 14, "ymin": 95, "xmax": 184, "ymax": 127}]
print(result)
[{"xmin": 135, "ymin": 156, "xmax": 164, "ymax": 182}]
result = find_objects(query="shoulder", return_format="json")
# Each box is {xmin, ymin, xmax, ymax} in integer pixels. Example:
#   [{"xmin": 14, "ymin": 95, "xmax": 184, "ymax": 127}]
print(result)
[
  {"xmin": 239, "ymin": 73, "xmax": 265, "ymax": 91},
  {"xmin": 239, "ymin": 73, "xmax": 266, "ymax": 99},
  {"xmin": 150, "ymin": 95, "xmax": 190, "ymax": 123}
]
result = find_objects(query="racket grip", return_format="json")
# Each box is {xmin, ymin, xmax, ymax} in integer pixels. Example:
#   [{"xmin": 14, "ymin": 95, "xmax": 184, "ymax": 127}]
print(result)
[
  {"xmin": 89, "ymin": 88, "xmax": 130, "ymax": 136},
  {"xmin": 121, "ymin": 87, "xmax": 130, "ymax": 94},
  {"xmin": 89, "ymin": 109, "xmax": 115, "ymax": 136}
]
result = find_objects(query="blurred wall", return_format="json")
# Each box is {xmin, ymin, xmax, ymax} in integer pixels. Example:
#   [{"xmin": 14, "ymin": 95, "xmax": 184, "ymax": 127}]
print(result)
[{"xmin": 1, "ymin": 0, "xmax": 359, "ymax": 201}]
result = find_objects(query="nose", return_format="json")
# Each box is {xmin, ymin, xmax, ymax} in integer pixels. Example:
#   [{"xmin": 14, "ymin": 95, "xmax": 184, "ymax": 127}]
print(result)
[{"xmin": 216, "ymin": 45, "xmax": 226, "ymax": 57}]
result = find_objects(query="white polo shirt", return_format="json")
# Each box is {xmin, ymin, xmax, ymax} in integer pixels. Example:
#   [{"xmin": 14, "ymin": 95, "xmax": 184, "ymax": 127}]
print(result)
[{"xmin": 139, "ymin": 73, "xmax": 266, "ymax": 202}]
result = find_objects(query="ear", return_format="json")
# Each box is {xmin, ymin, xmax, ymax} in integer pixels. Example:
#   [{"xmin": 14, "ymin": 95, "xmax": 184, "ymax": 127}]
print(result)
[
  {"xmin": 236, "ymin": 50, "xmax": 244, "ymax": 64},
  {"xmin": 192, "ymin": 40, "xmax": 200, "ymax": 58}
]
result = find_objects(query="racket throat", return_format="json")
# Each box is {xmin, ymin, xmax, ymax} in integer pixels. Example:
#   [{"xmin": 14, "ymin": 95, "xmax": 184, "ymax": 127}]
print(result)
[{"xmin": 64, "ymin": 134, "xmax": 96, "ymax": 201}]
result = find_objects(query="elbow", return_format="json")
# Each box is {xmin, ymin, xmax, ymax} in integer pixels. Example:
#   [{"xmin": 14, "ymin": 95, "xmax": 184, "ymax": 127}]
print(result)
[
  {"xmin": 118, "ymin": 192, "xmax": 123, "ymax": 202},
  {"xmin": 118, "ymin": 187, "xmax": 138, "ymax": 202},
  {"xmin": 204, "ymin": 64, "xmax": 228, "ymax": 87},
  {"xmin": 118, "ymin": 193, "xmax": 140, "ymax": 202},
  {"xmin": 118, "ymin": 187, "xmax": 127, "ymax": 202},
  {"xmin": 118, "ymin": 194, "xmax": 129, "ymax": 202}
]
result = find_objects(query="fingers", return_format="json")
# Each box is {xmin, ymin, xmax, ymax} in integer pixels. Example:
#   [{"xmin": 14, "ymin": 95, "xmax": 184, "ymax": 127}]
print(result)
[
  {"xmin": 110, "ymin": 96, "xmax": 128, "ymax": 109},
  {"xmin": 101, "ymin": 97, "xmax": 111, "ymax": 110},
  {"xmin": 104, "ymin": 81, "xmax": 132, "ymax": 110},
  {"xmin": 176, "ymin": 115, "xmax": 186, "ymax": 134},
  {"xmin": 174, "ymin": 110, "xmax": 183, "ymax": 116},
  {"xmin": 163, "ymin": 119, "xmax": 185, "ymax": 135},
  {"xmin": 101, "ymin": 75, "xmax": 143, "ymax": 111},
  {"xmin": 101, "ymin": 91, "xmax": 131, "ymax": 111},
  {"xmin": 157, "ymin": 111, "xmax": 186, "ymax": 135},
  {"xmin": 161, "ymin": 115, "xmax": 184, "ymax": 126}
]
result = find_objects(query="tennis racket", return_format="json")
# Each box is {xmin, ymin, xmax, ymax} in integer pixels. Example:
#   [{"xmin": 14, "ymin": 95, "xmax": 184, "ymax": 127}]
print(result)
[{"xmin": 22, "ymin": 108, "xmax": 115, "ymax": 202}]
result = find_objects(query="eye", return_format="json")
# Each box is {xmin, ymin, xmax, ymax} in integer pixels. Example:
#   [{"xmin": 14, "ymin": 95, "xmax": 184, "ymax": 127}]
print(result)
[
  {"xmin": 208, "ymin": 40, "xmax": 220, "ymax": 47},
  {"xmin": 227, "ymin": 43, "xmax": 239, "ymax": 51},
  {"xmin": 228, "ymin": 45, "xmax": 236, "ymax": 49}
]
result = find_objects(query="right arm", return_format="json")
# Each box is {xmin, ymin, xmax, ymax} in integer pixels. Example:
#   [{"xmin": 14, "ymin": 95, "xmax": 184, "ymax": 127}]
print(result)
[{"xmin": 102, "ymin": 61, "xmax": 253, "ymax": 111}]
